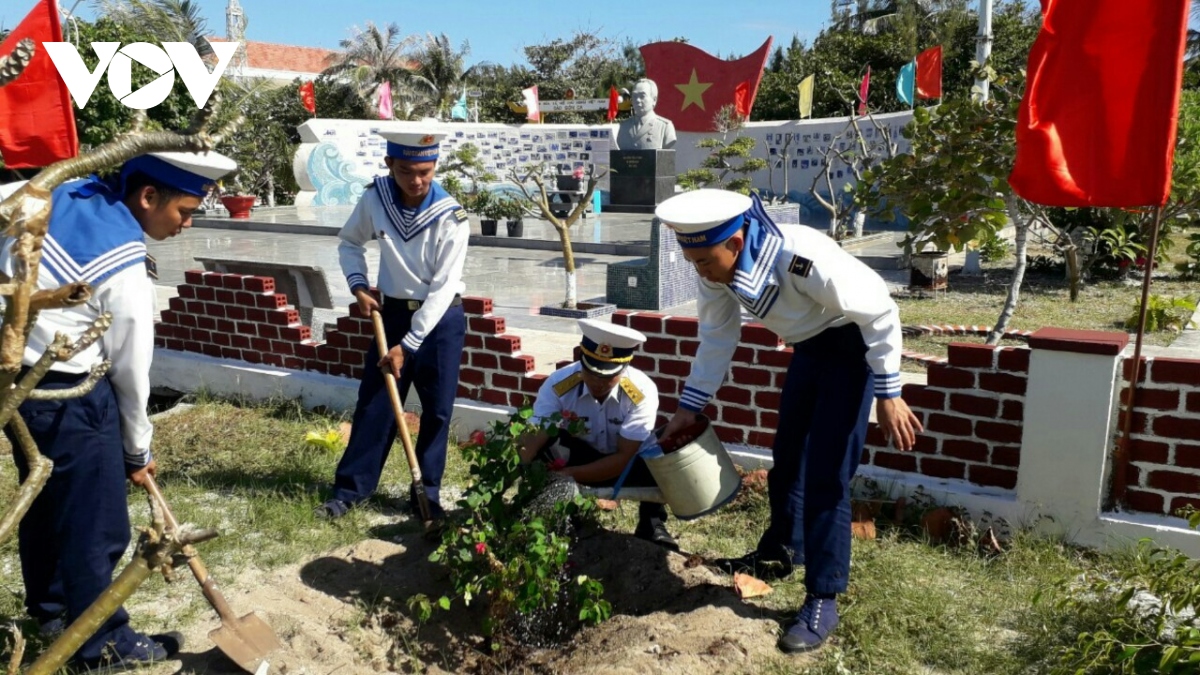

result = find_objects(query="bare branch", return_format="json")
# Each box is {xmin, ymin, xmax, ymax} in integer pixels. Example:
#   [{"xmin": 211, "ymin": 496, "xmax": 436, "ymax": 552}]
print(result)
[
  {"xmin": 0, "ymin": 334, "xmax": 71, "ymax": 431},
  {"xmin": 0, "ymin": 415, "xmax": 55, "ymax": 544},
  {"xmin": 5, "ymin": 623, "xmax": 25, "ymax": 675},
  {"xmin": 28, "ymin": 362, "xmax": 111, "ymax": 400},
  {"xmin": 29, "ymin": 283, "xmax": 93, "ymax": 313}
]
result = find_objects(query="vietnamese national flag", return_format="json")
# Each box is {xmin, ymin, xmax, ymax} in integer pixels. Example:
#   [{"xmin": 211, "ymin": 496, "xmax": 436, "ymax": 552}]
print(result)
[
  {"xmin": 858, "ymin": 66, "xmax": 871, "ymax": 116},
  {"xmin": 299, "ymin": 81, "xmax": 316, "ymax": 114},
  {"xmin": 915, "ymin": 46, "xmax": 942, "ymax": 99},
  {"xmin": 640, "ymin": 37, "xmax": 773, "ymax": 132},
  {"xmin": 1009, "ymin": 0, "xmax": 1191, "ymax": 208},
  {"xmin": 734, "ymin": 81, "xmax": 750, "ymax": 118},
  {"xmin": 607, "ymin": 85, "xmax": 619, "ymax": 122},
  {"xmin": 0, "ymin": 0, "xmax": 78, "ymax": 169}
]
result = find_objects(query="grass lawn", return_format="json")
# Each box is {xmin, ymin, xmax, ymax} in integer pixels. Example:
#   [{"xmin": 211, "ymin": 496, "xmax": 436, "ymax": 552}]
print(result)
[{"xmin": 4, "ymin": 399, "xmax": 1190, "ymax": 673}]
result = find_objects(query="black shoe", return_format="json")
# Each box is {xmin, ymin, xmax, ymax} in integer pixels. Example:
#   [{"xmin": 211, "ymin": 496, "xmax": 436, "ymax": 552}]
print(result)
[
  {"xmin": 710, "ymin": 549, "xmax": 794, "ymax": 580},
  {"xmin": 315, "ymin": 498, "xmax": 351, "ymax": 520},
  {"xmin": 635, "ymin": 519, "xmax": 679, "ymax": 551},
  {"xmin": 36, "ymin": 614, "xmax": 66, "ymax": 639},
  {"xmin": 778, "ymin": 596, "xmax": 839, "ymax": 653},
  {"xmin": 75, "ymin": 631, "xmax": 183, "ymax": 672}
]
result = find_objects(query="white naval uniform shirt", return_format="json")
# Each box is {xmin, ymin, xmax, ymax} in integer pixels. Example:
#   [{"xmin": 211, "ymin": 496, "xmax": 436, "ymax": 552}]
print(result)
[
  {"xmin": 337, "ymin": 179, "xmax": 469, "ymax": 354},
  {"xmin": 679, "ymin": 220, "xmax": 903, "ymax": 413},
  {"xmin": 532, "ymin": 363, "xmax": 659, "ymax": 455},
  {"xmin": 0, "ymin": 180, "xmax": 156, "ymax": 467}
]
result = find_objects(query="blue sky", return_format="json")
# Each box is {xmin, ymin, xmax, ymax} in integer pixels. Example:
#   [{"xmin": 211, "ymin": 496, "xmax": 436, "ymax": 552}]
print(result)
[{"xmin": 6, "ymin": 0, "xmax": 833, "ymax": 67}]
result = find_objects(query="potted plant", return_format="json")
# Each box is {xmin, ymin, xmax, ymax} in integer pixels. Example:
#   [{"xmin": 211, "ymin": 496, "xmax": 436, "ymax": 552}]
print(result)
[
  {"xmin": 218, "ymin": 175, "xmax": 258, "ymax": 219},
  {"xmin": 496, "ymin": 195, "xmax": 527, "ymax": 238},
  {"xmin": 473, "ymin": 190, "xmax": 500, "ymax": 236}
]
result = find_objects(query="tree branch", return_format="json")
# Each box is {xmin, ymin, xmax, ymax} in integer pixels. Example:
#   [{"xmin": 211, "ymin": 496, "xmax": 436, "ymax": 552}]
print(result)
[
  {"xmin": 27, "ymin": 362, "xmax": 111, "ymax": 401},
  {"xmin": 0, "ymin": 415, "xmax": 54, "ymax": 545}
]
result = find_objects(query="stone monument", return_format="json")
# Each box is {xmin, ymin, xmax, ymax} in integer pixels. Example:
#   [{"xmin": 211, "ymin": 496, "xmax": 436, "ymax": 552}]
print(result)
[{"xmin": 609, "ymin": 79, "xmax": 678, "ymax": 213}]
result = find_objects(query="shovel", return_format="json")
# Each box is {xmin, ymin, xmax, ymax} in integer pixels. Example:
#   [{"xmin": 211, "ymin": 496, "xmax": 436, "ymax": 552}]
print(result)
[
  {"xmin": 371, "ymin": 310, "xmax": 435, "ymax": 531},
  {"xmin": 143, "ymin": 474, "xmax": 282, "ymax": 674}
]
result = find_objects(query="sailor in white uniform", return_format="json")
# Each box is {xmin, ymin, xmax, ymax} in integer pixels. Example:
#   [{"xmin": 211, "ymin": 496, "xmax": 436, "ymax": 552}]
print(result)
[
  {"xmin": 0, "ymin": 150, "xmax": 237, "ymax": 669},
  {"xmin": 520, "ymin": 319, "xmax": 676, "ymax": 549},
  {"xmin": 655, "ymin": 189, "xmax": 923, "ymax": 653},
  {"xmin": 319, "ymin": 130, "xmax": 470, "ymax": 520}
]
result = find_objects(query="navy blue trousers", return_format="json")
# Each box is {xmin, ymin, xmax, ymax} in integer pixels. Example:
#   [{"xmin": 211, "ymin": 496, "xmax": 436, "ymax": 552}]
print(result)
[
  {"xmin": 756, "ymin": 323, "xmax": 874, "ymax": 596},
  {"xmin": 332, "ymin": 301, "xmax": 465, "ymax": 506},
  {"xmin": 6, "ymin": 373, "xmax": 143, "ymax": 662}
]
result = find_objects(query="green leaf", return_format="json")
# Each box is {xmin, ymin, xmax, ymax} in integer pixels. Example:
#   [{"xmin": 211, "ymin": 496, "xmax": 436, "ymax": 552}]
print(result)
[{"xmin": 438, "ymin": 596, "xmax": 451, "ymax": 610}]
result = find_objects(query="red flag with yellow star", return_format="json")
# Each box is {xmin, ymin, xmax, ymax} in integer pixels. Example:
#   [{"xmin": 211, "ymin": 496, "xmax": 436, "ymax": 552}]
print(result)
[{"xmin": 639, "ymin": 37, "xmax": 773, "ymax": 132}]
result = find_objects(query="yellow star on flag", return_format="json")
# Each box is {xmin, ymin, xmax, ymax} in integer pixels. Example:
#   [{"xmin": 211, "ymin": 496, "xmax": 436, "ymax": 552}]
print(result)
[{"xmin": 675, "ymin": 69, "xmax": 713, "ymax": 111}]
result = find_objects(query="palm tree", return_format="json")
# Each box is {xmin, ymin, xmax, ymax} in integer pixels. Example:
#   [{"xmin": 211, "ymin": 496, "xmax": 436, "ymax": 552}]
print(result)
[
  {"xmin": 93, "ymin": 0, "xmax": 211, "ymax": 53},
  {"xmin": 408, "ymin": 33, "xmax": 470, "ymax": 119},
  {"xmin": 324, "ymin": 22, "xmax": 417, "ymax": 109}
]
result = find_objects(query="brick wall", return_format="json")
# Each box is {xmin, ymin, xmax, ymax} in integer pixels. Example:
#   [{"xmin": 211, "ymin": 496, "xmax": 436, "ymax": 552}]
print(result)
[{"xmin": 1119, "ymin": 356, "xmax": 1200, "ymax": 517}]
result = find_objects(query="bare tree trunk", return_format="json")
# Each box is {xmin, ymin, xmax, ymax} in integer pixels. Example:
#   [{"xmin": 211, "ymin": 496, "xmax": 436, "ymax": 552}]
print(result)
[
  {"xmin": 1064, "ymin": 244, "xmax": 1082, "ymax": 302},
  {"xmin": 559, "ymin": 227, "xmax": 577, "ymax": 309},
  {"xmin": 988, "ymin": 197, "xmax": 1030, "ymax": 345}
]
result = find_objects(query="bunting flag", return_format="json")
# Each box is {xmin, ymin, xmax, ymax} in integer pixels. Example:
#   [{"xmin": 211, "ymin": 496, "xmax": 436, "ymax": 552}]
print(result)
[
  {"xmin": 640, "ymin": 37, "xmax": 773, "ymax": 132},
  {"xmin": 915, "ymin": 45, "xmax": 943, "ymax": 99},
  {"xmin": 607, "ymin": 85, "xmax": 619, "ymax": 122},
  {"xmin": 798, "ymin": 74, "xmax": 814, "ymax": 119},
  {"xmin": 299, "ymin": 80, "xmax": 316, "ymax": 114},
  {"xmin": 0, "ymin": 0, "xmax": 79, "ymax": 169},
  {"xmin": 521, "ymin": 85, "xmax": 540, "ymax": 121},
  {"xmin": 376, "ymin": 81, "xmax": 394, "ymax": 120},
  {"xmin": 734, "ymin": 81, "xmax": 751, "ymax": 118},
  {"xmin": 896, "ymin": 61, "xmax": 916, "ymax": 106},
  {"xmin": 1009, "ymin": 0, "xmax": 1190, "ymax": 207},
  {"xmin": 858, "ymin": 66, "xmax": 871, "ymax": 116},
  {"xmin": 450, "ymin": 90, "xmax": 469, "ymax": 120}
]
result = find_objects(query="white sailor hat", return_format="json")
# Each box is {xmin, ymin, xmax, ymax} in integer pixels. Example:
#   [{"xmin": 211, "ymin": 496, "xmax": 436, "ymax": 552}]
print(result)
[
  {"xmin": 578, "ymin": 318, "xmax": 646, "ymax": 376},
  {"xmin": 378, "ymin": 130, "xmax": 447, "ymax": 162},
  {"xmin": 655, "ymin": 189, "xmax": 753, "ymax": 249},
  {"xmin": 120, "ymin": 150, "xmax": 237, "ymax": 197}
]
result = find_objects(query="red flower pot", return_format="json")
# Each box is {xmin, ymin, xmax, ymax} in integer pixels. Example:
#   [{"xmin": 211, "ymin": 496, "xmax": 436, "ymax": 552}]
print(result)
[{"xmin": 220, "ymin": 195, "xmax": 256, "ymax": 219}]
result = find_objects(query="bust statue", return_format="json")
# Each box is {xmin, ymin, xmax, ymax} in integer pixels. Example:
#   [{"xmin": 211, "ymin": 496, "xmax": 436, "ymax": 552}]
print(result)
[{"xmin": 615, "ymin": 79, "xmax": 677, "ymax": 151}]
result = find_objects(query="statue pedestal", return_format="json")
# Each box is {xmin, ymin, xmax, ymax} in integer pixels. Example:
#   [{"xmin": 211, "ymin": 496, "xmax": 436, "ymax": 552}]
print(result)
[{"xmin": 607, "ymin": 149, "xmax": 676, "ymax": 214}]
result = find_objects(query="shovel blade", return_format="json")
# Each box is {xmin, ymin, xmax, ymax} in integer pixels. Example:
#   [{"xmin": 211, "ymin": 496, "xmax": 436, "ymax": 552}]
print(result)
[{"xmin": 208, "ymin": 612, "xmax": 283, "ymax": 674}]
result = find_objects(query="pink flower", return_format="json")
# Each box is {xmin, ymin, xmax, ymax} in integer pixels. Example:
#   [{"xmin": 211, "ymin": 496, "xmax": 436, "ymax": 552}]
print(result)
[
  {"xmin": 573, "ymin": 167, "xmax": 585, "ymax": 180},
  {"xmin": 549, "ymin": 458, "xmax": 567, "ymax": 471},
  {"xmin": 475, "ymin": 542, "xmax": 487, "ymax": 555},
  {"xmin": 469, "ymin": 431, "xmax": 487, "ymax": 447},
  {"xmin": 561, "ymin": 411, "xmax": 578, "ymax": 422}
]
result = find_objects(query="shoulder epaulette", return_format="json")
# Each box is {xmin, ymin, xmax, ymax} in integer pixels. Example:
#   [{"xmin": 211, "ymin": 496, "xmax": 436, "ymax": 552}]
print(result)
[
  {"xmin": 554, "ymin": 371, "xmax": 583, "ymax": 397},
  {"xmin": 619, "ymin": 377, "xmax": 644, "ymax": 405}
]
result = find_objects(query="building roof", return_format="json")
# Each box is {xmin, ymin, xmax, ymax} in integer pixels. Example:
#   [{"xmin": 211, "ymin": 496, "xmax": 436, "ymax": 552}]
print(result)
[{"xmin": 209, "ymin": 38, "xmax": 339, "ymax": 76}]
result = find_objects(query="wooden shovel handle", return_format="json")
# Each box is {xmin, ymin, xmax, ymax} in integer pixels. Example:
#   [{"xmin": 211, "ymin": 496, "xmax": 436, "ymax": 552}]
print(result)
[{"xmin": 370, "ymin": 310, "xmax": 431, "ymax": 523}]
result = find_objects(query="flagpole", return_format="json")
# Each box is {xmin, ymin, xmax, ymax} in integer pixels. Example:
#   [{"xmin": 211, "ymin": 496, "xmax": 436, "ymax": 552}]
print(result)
[{"xmin": 1110, "ymin": 204, "xmax": 1166, "ymax": 509}]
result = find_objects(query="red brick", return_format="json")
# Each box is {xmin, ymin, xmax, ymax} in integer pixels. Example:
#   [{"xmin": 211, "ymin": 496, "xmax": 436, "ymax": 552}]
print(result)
[
  {"xmin": 469, "ymin": 316, "xmax": 505, "ymax": 334},
  {"xmin": 1148, "ymin": 470, "xmax": 1200, "ymax": 494},
  {"xmin": 348, "ymin": 303, "xmax": 369, "ymax": 319},
  {"xmin": 462, "ymin": 297, "xmax": 493, "ymax": 315},
  {"xmin": 510, "ymin": 392, "xmax": 532, "ymax": 407},
  {"xmin": 242, "ymin": 276, "xmax": 275, "ymax": 293},
  {"xmin": 997, "ymin": 348, "xmax": 1030, "ymax": 373},
  {"xmin": 225, "ymin": 306, "xmax": 246, "ymax": 322},
  {"xmin": 266, "ymin": 309, "xmax": 301, "ymax": 327},
  {"xmin": 775, "ymin": 371, "xmax": 788, "ymax": 388},
  {"xmin": 201, "ymin": 344, "xmax": 222, "ymax": 358},
  {"xmin": 193, "ymin": 286, "xmax": 216, "ymax": 302},
  {"xmin": 1153, "ymin": 415, "xmax": 1200, "ymax": 440},
  {"xmin": 1125, "ymin": 490, "xmax": 1165, "ymax": 514},
  {"xmin": 741, "ymin": 324, "xmax": 782, "ymax": 347},
  {"xmin": 976, "ymin": 420, "xmax": 1023, "ymax": 444},
  {"xmin": 1122, "ymin": 357, "xmax": 1150, "ymax": 383},
  {"xmin": 492, "ymin": 374, "xmax": 520, "ymax": 390},
  {"xmin": 168, "ymin": 297, "xmax": 188, "ymax": 314},
  {"xmin": 457, "ymin": 384, "xmax": 471, "ymax": 398},
  {"xmin": 258, "ymin": 324, "xmax": 280, "ymax": 340},
  {"xmin": 271, "ymin": 341, "xmax": 296, "ymax": 356},
  {"xmin": 1188, "ymin": 392, "xmax": 1200, "ymax": 414},
  {"xmin": 340, "ymin": 350, "xmax": 362, "ymax": 367},
  {"xmin": 757, "ymin": 348, "xmax": 793, "ymax": 369},
  {"xmin": 629, "ymin": 312, "xmax": 666, "ymax": 333},
  {"xmin": 865, "ymin": 425, "xmax": 888, "ymax": 448},
  {"xmin": 873, "ymin": 451, "xmax": 918, "ymax": 472},
  {"xmin": 942, "ymin": 439, "xmax": 989, "ymax": 463},
  {"xmin": 949, "ymin": 393, "xmax": 999, "ymax": 418},
  {"xmin": 182, "ymin": 340, "xmax": 202, "ymax": 353},
  {"xmin": 245, "ymin": 308, "xmax": 267, "ymax": 323},
  {"xmin": 921, "ymin": 457, "xmax": 966, "ymax": 480},
  {"xmin": 159, "ymin": 309, "xmax": 181, "ymax": 326},
  {"xmin": 324, "ymin": 331, "xmax": 349, "ymax": 349},
  {"xmin": 314, "ymin": 344, "xmax": 339, "ymax": 364},
  {"xmin": 522, "ymin": 374, "xmax": 548, "ymax": 394},
  {"xmin": 755, "ymin": 391, "xmax": 782, "ymax": 409},
  {"xmin": 192, "ymin": 329, "xmax": 213, "ymax": 343},
  {"xmin": 731, "ymin": 366, "xmax": 771, "ymax": 387},
  {"xmin": 631, "ymin": 355, "xmax": 656, "ymax": 372},
  {"xmin": 715, "ymin": 385, "xmax": 751, "ymax": 407},
  {"xmin": 256, "ymin": 294, "xmax": 289, "ymax": 309},
  {"xmin": 947, "ymin": 343, "xmax": 996, "ymax": 369},
  {"xmin": 220, "ymin": 347, "xmax": 242, "ymax": 360},
  {"xmin": 259, "ymin": 352, "xmax": 282, "ymax": 367},
  {"xmin": 1000, "ymin": 400, "xmax": 1024, "ymax": 422},
  {"xmin": 912, "ymin": 435, "xmax": 939, "ymax": 454},
  {"xmin": 1126, "ymin": 462, "xmax": 1145, "ymax": 488},
  {"xmin": 1170, "ymin": 496, "xmax": 1200, "ymax": 515},
  {"xmin": 459, "ymin": 352, "xmax": 469, "ymax": 366},
  {"xmin": 1130, "ymin": 440, "xmax": 1170, "ymax": 464},
  {"xmin": 234, "ymin": 321, "xmax": 255, "ymax": 336},
  {"xmin": 220, "ymin": 275, "xmax": 245, "ymax": 290},
  {"xmin": 720, "ymin": 406, "xmax": 757, "ymax": 426},
  {"xmin": 178, "ymin": 314, "xmax": 197, "ymax": 328},
  {"xmin": 212, "ymin": 332, "xmax": 232, "ymax": 347},
  {"xmin": 185, "ymin": 300, "xmax": 206, "ymax": 315},
  {"xmin": 927, "ymin": 365, "xmax": 976, "ymax": 389},
  {"xmin": 969, "ymin": 465, "xmax": 1017, "ymax": 489},
  {"xmin": 283, "ymin": 357, "xmax": 307, "ymax": 370},
  {"xmin": 486, "ymin": 335, "xmax": 522, "ymax": 354},
  {"xmin": 664, "ymin": 317, "xmax": 698, "ymax": 338},
  {"xmin": 679, "ymin": 340, "xmax": 699, "ymax": 357},
  {"xmin": 643, "ymin": 337, "xmax": 678, "ymax": 355},
  {"xmin": 611, "ymin": 311, "xmax": 632, "ymax": 327},
  {"xmin": 154, "ymin": 336, "xmax": 166, "ymax": 349},
  {"xmin": 1121, "ymin": 387, "xmax": 1180, "ymax": 411},
  {"xmin": 479, "ymin": 389, "xmax": 507, "ymax": 406},
  {"xmin": 501, "ymin": 355, "xmax": 535, "ymax": 373},
  {"xmin": 992, "ymin": 446, "xmax": 1021, "ymax": 467},
  {"xmin": 234, "ymin": 291, "xmax": 256, "ymax": 306},
  {"xmin": 927, "ymin": 413, "xmax": 973, "ymax": 437},
  {"xmin": 733, "ymin": 346, "xmax": 755, "ymax": 363},
  {"xmin": 329, "ymin": 364, "xmax": 353, "ymax": 378},
  {"xmin": 1117, "ymin": 411, "xmax": 1150, "ymax": 434},
  {"xmin": 760, "ymin": 411, "xmax": 779, "ymax": 429},
  {"xmin": 1151, "ymin": 358, "xmax": 1200, "ymax": 386},
  {"xmin": 280, "ymin": 324, "xmax": 314, "ymax": 338},
  {"xmin": 215, "ymin": 319, "xmax": 236, "ymax": 334},
  {"xmin": 184, "ymin": 270, "xmax": 206, "ymax": 285},
  {"xmin": 979, "ymin": 372, "xmax": 1027, "ymax": 396},
  {"xmin": 861, "ymin": 448, "xmax": 872, "ymax": 464},
  {"xmin": 204, "ymin": 302, "xmax": 228, "ymax": 319},
  {"xmin": 1176, "ymin": 444, "xmax": 1200, "ymax": 470},
  {"xmin": 177, "ymin": 285, "xmax": 196, "ymax": 299},
  {"xmin": 711, "ymin": 424, "xmax": 745, "ymax": 444},
  {"xmin": 464, "ymin": 334, "xmax": 484, "ymax": 350},
  {"xmin": 748, "ymin": 431, "xmax": 776, "ymax": 448},
  {"xmin": 295, "ymin": 342, "xmax": 318, "ymax": 360},
  {"xmin": 164, "ymin": 339, "xmax": 184, "ymax": 351},
  {"xmin": 651, "ymin": 377, "xmax": 678, "ymax": 395},
  {"xmin": 899, "ymin": 384, "xmax": 944, "ymax": 411},
  {"xmin": 659, "ymin": 358, "xmax": 690, "ymax": 377},
  {"xmin": 202, "ymin": 273, "xmax": 226, "ymax": 288},
  {"xmin": 348, "ymin": 335, "xmax": 372, "ymax": 351},
  {"xmin": 215, "ymin": 289, "xmax": 236, "ymax": 304}
]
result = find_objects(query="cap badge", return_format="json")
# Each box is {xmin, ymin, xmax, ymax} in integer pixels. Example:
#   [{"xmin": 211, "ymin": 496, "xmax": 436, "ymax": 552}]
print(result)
[
  {"xmin": 598, "ymin": 344, "xmax": 612, "ymax": 357},
  {"xmin": 420, "ymin": 134, "xmax": 435, "ymax": 144}
]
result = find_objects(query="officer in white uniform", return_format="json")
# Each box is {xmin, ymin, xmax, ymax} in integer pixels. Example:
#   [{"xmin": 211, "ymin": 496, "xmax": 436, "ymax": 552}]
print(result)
[
  {"xmin": 656, "ymin": 189, "xmax": 923, "ymax": 653},
  {"xmin": 521, "ymin": 319, "xmax": 676, "ymax": 549},
  {"xmin": 0, "ymin": 151, "xmax": 237, "ymax": 669},
  {"xmin": 319, "ymin": 130, "xmax": 469, "ymax": 520}
]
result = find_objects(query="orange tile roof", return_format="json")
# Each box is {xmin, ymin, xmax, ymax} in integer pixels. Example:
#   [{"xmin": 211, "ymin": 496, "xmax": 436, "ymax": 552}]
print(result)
[{"xmin": 208, "ymin": 38, "xmax": 339, "ymax": 74}]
